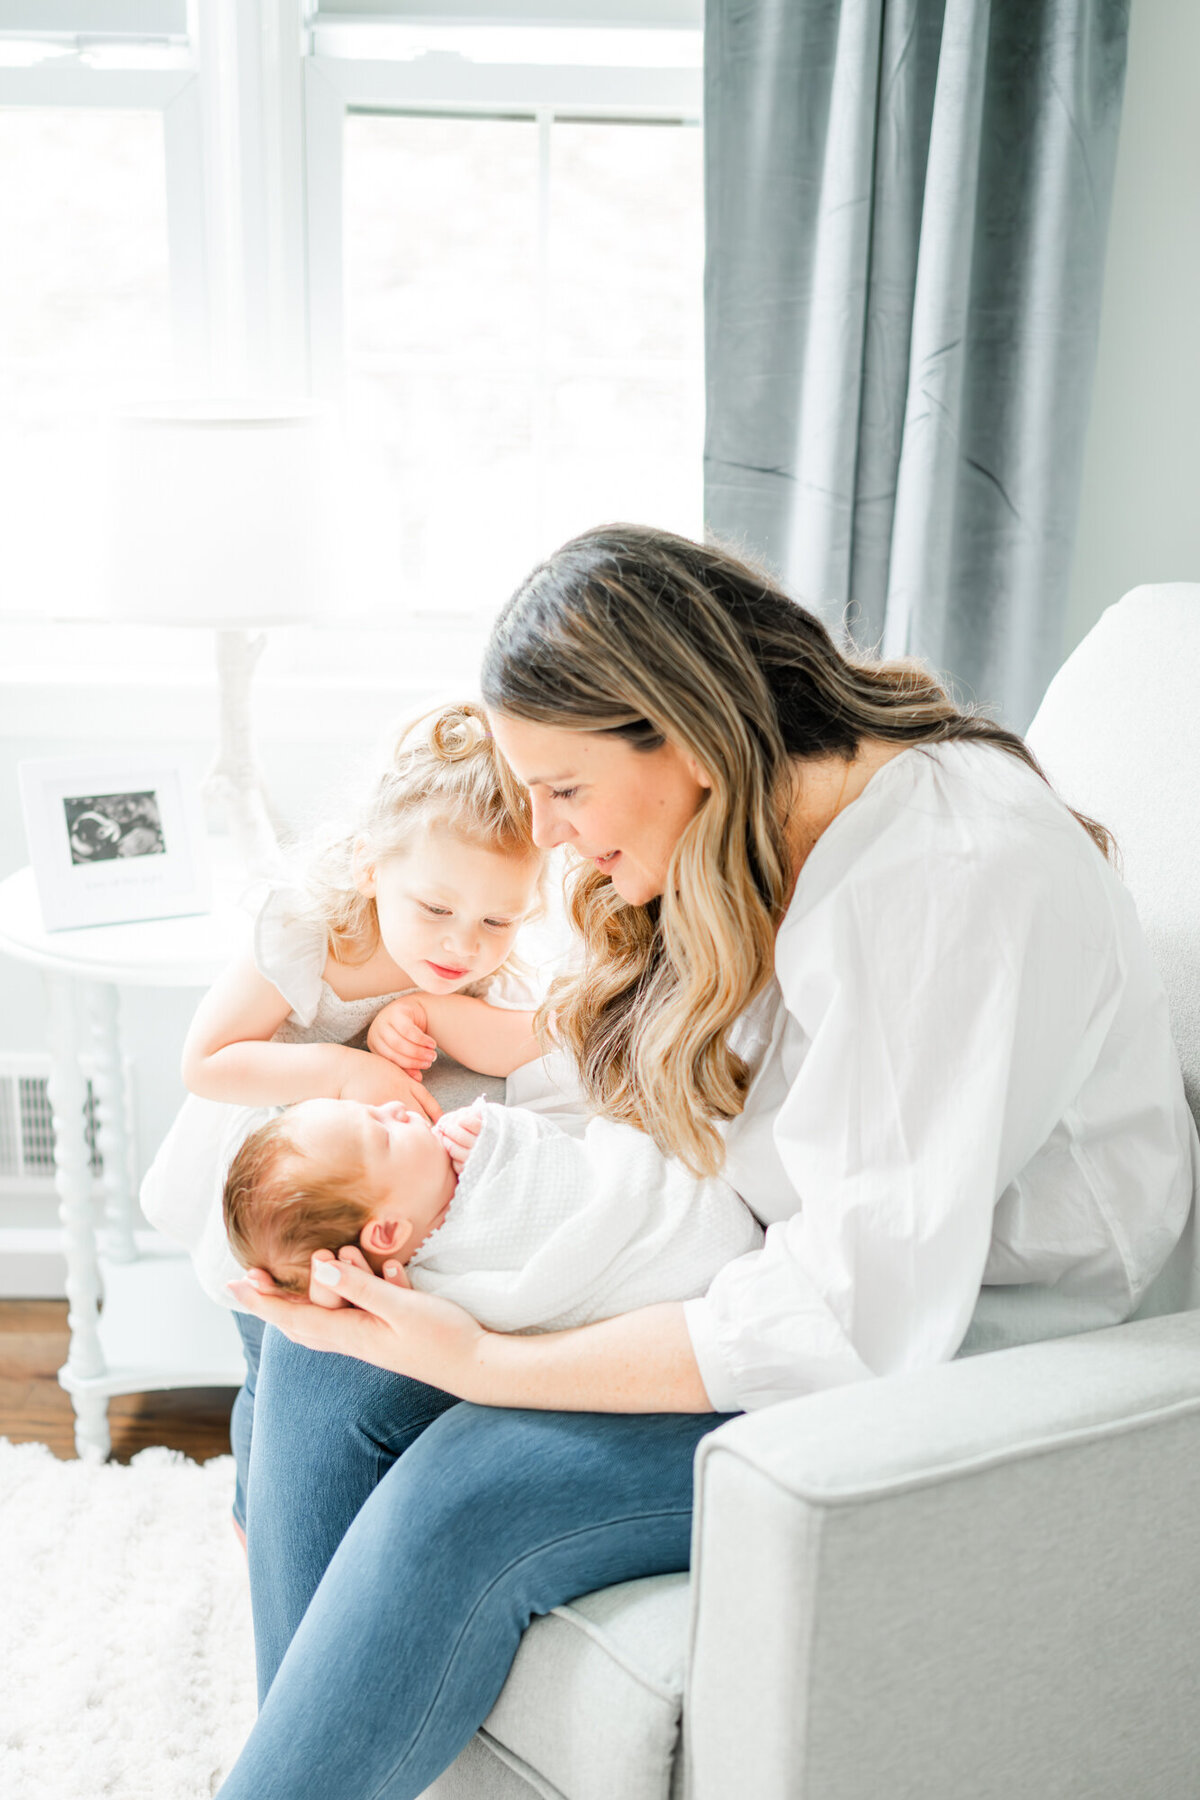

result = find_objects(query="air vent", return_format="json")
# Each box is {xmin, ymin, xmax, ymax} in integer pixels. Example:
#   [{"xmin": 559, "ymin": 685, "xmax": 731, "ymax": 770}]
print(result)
[{"xmin": 0, "ymin": 1056, "xmax": 108, "ymax": 1188}]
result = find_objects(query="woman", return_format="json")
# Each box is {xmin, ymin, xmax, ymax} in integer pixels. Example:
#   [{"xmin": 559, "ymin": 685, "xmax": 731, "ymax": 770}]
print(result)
[{"xmin": 220, "ymin": 526, "xmax": 1195, "ymax": 1799}]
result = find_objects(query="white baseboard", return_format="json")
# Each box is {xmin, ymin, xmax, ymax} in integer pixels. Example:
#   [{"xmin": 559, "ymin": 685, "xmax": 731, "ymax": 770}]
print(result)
[
  {"xmin": 0, "ymin": 1228, "xmax": 67, "ymax": 1298},
  {"xmin": 0, "ymin": 1227, "xmax": 168, "ymax": 1299}
]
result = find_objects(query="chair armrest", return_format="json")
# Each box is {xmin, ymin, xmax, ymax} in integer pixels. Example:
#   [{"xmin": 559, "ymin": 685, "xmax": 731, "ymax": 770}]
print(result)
[{"xmin": 683, "ymin": 1311, "xmax": 1200, "ymax": 1800}]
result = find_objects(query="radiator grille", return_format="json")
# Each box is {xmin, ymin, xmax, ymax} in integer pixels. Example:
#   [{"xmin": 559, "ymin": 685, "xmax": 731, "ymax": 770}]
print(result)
[{"xmin": 0, "ymin": 1061, "xmax": 105, "ymax": 1185}]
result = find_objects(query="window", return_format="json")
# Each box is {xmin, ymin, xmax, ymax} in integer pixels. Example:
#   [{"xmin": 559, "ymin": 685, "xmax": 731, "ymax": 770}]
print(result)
[{"xmin": 0, "ymin": 5, "xmax": 703, "ymax": 692}]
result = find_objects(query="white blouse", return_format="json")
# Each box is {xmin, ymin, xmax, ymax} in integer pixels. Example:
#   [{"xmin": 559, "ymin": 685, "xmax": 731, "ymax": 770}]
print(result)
[{"xmin": 683, "ymin": 740, "xmax": 1199, "ymax": 1413}]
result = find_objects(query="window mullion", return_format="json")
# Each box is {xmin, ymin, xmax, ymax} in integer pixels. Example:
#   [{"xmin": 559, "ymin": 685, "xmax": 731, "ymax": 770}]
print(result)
[
  {"xmin": 188, "ymin": 0, "xmax": 308, "ymax": 395},
  {"xmin": 162, "ymin": 75, "xmax": 210, "ymax": 387}
]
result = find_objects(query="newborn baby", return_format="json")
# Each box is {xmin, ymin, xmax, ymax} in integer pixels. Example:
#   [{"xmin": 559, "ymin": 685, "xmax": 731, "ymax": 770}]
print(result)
[{"xmin": 223, "ymin": 1097, "xmax": 763, "ymax": 1334}]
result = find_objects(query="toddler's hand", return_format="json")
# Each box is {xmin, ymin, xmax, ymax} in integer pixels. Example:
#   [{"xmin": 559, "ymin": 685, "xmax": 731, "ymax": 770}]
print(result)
[
  {"xmin": 367, "ymin": 997, "xmax": 437, "ymax": 1077},
  {"xmin": 432, "ymin": 1097, "xmax": 486, "ymax": 1174}
]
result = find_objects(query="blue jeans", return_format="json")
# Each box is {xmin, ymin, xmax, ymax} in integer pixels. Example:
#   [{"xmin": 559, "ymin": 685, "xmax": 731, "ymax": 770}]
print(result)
[
  {"xmin": 230, "ymin": 1312, "xmax": 266, "ymax": 1533},
  {"xmin": 218, "ymin": 1326, "xmax": 730, "ymax": 1800}
]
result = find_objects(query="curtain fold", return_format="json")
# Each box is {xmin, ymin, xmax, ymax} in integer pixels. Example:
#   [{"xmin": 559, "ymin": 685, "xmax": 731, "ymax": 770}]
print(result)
[{"xmin": 704, "ymin": 0, "xmax": 1129, "ymax": 726}]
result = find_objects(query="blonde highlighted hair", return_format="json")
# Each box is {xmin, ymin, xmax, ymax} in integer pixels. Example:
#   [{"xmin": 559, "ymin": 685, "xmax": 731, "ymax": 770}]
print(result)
[
  {"xmin": 223, "ymin": 1112, "xmax": 373, "ymax": 1292},
  {"xmin": 292, "ymin": 700, "xmax": 539, "ymax": 969},
  {"xmin": 481, "ymin": 524, "xmax": 1112, "ymax": 1178}
]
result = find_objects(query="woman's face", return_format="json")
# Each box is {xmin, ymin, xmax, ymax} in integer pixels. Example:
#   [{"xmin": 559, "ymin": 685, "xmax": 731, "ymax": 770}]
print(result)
[{"xmin": 488, "ymin": 714, "xmax": 710, "ymax": 907}]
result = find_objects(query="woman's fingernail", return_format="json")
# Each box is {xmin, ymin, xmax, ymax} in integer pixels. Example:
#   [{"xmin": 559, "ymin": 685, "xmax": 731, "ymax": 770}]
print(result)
[
  {"xmin": 312, "ymin": 1261, "xmax": 342, "ymax": 1288},
  {"xmin": 384, "ymin": 1262, "xmax": 399, "ymax": 1280}
]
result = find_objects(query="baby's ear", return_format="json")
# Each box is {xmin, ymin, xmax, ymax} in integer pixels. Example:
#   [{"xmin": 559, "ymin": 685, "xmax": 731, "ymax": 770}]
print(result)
[
  {"xmin": 351, "ymin": 834, "xmax": 377, "ymax": 897},
  {"xmin": 359, "ymin": 1215, "xmax": 415, "ymax": 1259}
]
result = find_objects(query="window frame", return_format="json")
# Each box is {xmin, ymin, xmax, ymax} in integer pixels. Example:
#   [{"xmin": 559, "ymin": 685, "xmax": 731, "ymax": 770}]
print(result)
[{"xmin": 0, "ymin": 1, "xmax": 186, "ymax": 33}]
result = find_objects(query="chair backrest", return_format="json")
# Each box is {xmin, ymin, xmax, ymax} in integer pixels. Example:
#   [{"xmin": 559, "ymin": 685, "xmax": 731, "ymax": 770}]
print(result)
[{"xmin": 1026, "ymin": 583, "xmax": 1200, "ymax": 1130}]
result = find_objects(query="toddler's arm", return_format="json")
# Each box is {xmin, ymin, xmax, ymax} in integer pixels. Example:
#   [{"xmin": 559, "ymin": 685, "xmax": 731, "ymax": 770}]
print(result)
[
  {"xmin": 182, "ymin": 954, "xmax": 439, "ymax": 1116},
  {"xmin": 369, "ymin": 993, "xmax": 541, "ymax": 1079}
]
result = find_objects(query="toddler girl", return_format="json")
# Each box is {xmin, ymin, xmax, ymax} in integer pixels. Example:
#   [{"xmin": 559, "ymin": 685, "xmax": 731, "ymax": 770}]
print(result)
[{"xmin": 140, "ymin": 702, "xmax": 546, "ymax": 1534}]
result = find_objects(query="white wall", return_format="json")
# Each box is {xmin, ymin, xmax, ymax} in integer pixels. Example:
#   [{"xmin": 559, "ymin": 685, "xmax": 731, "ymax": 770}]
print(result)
[{"xmin": 1066, "ymin": 0, "xmax": 1200, "ymax": 654}]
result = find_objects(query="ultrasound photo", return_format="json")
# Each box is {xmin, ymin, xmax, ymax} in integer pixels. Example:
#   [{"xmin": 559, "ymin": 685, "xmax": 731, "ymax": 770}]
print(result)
[{"xmin": 63, "ymin": 790, "xmax": 167, "ymax": 866}]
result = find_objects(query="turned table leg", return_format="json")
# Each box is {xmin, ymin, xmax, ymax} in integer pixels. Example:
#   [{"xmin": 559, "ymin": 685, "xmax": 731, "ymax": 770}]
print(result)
[
  {"xmin": 86, "ymin": 980, "xmax": 138, "ymax": 1265},
  {"xmin": 46, "ymin": 972, "xmax": 111, "ymax": 1464}
]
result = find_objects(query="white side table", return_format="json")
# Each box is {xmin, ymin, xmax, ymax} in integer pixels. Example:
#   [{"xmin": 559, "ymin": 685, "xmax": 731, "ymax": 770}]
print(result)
[{"xmin": 0, "ymin": 863, "xmax": 253, "ymax": 1462}]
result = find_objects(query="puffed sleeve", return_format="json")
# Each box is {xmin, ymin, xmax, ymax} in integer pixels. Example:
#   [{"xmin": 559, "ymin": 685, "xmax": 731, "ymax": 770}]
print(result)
[
  {"xmin": 252, "ymin": 886, "xmax": 329, "ymax": 1028},
  {"xmin": 478, "ymin": 962, "xmax": 542, "ymax": 1012},
  {"xmin": 481, "ymin": 877, "xmax": 582, "ymax": 1011},
  {"xmin": 684, "ymin": 826, "xmax": 1120, "ymax": 1412}
]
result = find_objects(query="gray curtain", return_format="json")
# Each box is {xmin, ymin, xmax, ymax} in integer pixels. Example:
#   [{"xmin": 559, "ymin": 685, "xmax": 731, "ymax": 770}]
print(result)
[{"xmin": 704, "ymin": 0, "xmax": 1129, "ymax": 727}]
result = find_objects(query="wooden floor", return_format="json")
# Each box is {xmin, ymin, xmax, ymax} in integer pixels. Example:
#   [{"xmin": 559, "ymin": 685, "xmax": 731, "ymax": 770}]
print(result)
[{"xmin": 0, "ymin": 1299, "xmax": 236, "ymax": 1462}]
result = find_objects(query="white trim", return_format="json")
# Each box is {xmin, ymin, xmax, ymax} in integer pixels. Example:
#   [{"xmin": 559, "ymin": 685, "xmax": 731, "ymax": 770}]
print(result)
[
  {"xmin": 0, "ymin": 59, "xmax": 192, "ymax": 103},
  {"xmin": 260, "ymin": 0, "xmax": 310, "ymax": 391},
  {"xmin": 0, "ymin": 1227, "xmax": 222, "ymax": 1307},
  {"xmin": 303, "ymin": 56, "xmax": 347, "ymax": 399},
  {"xmin": 0, "ymin": 0, "xmax": 186, "ymax": 35},
  {"xmin": 312, "ymin": 2, "xmax": 703, "ymax": 22},
  {"xmin": 310, "ymin": 50, "xmax": 700, "ymax": 115},
  {"xmin": 187, "ymin": 0, "xmax": 310, "ymax": 392},
  {"xmin": 0, "ymin": 1227, "xmax": 70, "ymax": 1299},
  {"xmin": 162, "ymin": 74, "xmax": 211, "ymax": 381}
]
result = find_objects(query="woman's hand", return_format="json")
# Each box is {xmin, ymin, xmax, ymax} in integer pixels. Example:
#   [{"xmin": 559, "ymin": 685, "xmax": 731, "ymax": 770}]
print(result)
[
  {"xmin": 335, "ymin": 1048, "xmax": 441, "ymax": 1121},
  {"xmin": 228, "ymin": 1247, "xmax": 712, "ymax": 1412},
  {"xmin": 367, "ymin": 997, "xmax": 437, "ymax": 1077},
  {"xmin": 228, "ymin": 1247, "xmax": 487, "ymax": 1395}
]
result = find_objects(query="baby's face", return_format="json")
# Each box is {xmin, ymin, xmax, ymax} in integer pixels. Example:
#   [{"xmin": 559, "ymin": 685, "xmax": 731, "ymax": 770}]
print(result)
[{"xmin": 287, "ymin": 1098, "xmax": 457, "ymax": 1268}]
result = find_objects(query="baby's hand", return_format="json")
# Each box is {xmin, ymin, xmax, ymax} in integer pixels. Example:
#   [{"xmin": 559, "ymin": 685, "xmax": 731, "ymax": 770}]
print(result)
[
  {"xmin": 367, "ymin": 997, "xmax": 437, "ymax": 1077},
  {"xmin": 432, "ymin": 1097, "xmax": 486, "ymax": 1174}
]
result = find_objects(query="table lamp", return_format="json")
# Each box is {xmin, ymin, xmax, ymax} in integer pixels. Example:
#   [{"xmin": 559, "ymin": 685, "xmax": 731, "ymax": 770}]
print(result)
[{"xmin": 100, "ymin": 399, "xmax": 334, "ymax": 879}]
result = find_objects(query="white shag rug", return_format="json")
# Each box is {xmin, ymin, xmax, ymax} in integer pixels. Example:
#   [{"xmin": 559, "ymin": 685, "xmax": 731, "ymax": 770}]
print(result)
[{"xmin": 0, "ymin": 1440, "xmax": 256, "ymax": 1800}]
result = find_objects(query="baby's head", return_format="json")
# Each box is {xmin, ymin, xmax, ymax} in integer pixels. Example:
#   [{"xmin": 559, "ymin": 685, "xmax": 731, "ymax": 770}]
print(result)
[
  {"xmin": 303, "ymin": 702, "xmax": 544, "ymax": 994},
  {"xmin": 223, "ymin": 1099, "xmax": 456, "ymax": 1293}
]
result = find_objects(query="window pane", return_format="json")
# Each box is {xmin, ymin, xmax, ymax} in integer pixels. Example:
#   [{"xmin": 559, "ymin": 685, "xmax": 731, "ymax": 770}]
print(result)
[
  {"xmin": 0, "ymin": 107, "xmax": 172, "ymax": 624},
  {"xmin": 342, "ymin": 109, "xmax": 703, "ymax": 620},
  {"xmin": 345, "ymin": 113, "xmax": 539, "ymax": 363},
  {"xmin": 0, "ymin": 108, "xmax": 172, "ymax": 432},
  {"xmin": 549, "ymin": 119, "xmax": 703, "ymax": 365}
]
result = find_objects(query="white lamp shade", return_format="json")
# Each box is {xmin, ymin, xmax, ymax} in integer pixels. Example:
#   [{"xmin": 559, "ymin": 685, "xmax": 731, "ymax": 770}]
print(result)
[{"xmin": 100, "ymin": 400, "xmax": 335, "ymax": 628}]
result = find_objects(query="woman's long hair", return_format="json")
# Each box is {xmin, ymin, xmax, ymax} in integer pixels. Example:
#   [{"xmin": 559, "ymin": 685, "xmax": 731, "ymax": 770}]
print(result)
[{"xmin": 482, "ymin": 524, "xmax": 1110, "ymax": 1177}]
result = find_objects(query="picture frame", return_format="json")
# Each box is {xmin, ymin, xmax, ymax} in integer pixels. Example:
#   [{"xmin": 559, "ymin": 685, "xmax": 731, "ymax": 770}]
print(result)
[{"xmin": 18, "ymin": 753, "xmax": 212, "ymax": 932}]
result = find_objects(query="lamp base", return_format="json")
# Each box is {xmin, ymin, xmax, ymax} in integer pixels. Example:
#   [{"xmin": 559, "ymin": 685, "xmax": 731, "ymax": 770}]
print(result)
[{"xmin": 204, "ymin": 629, "xmax": 283, "ymax": 883}]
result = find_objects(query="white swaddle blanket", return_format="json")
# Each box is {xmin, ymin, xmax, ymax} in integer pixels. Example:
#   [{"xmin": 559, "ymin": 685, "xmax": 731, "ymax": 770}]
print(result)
[{"xmin": 407, "ymin": 1102, "xmax": 763, "ymax": 1333}]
